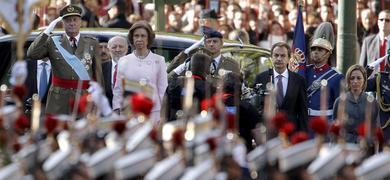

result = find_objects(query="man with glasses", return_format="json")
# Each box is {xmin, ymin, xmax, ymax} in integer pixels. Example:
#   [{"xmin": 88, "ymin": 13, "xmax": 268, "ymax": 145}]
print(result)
[{"xmin": 360, "ymin": 10, "xmax": 390, "ymax": 76}]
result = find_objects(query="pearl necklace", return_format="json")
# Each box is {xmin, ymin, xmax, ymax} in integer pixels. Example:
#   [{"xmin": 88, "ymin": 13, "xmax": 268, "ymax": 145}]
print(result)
[{"xmin": 134, "ymin": 50, "xmax": 150, "ymax": 60}]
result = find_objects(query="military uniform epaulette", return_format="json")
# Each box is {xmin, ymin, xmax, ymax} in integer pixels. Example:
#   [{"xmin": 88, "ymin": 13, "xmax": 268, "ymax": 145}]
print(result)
[{"xmin": 83, "ymin": 35, "xmax": 98, "ymax": 41}]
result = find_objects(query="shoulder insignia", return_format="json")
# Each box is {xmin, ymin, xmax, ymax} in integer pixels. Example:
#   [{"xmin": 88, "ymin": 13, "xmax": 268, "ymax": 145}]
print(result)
[{"xmin": 83, "ymin": 35, "xmax": 98, "ymax": 41}]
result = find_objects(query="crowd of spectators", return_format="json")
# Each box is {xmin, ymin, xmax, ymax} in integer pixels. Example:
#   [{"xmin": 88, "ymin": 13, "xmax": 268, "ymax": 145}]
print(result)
[{"xmin": 0, "ymin": 0, "xmax": 388, "ymax": 53}]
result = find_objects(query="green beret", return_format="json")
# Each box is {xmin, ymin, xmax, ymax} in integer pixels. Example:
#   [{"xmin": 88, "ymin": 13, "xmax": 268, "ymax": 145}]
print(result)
[{"xmin": 60, "ymin": 5, "xmax": 82, "ymax": 18}]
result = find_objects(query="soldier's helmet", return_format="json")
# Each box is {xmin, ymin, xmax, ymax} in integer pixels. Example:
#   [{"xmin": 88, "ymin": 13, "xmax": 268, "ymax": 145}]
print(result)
[
  {"xmin": 311, "ymin": 38, "xmax": 333, "ymax": 52},
  {"xmin": 60, "ymin": 5, "xmax": 82, "ymax": 18}
]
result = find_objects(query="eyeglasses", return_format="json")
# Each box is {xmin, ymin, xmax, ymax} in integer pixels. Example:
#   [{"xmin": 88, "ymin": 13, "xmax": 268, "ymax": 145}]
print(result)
[{"xmin": 379, "ymin": 18, "xmax": 390, "ymax": 22}]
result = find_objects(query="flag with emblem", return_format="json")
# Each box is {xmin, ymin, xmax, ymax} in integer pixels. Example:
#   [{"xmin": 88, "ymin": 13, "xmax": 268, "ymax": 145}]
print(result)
[
  {"xmin": 0, "ymin": 0, "xmax": 43, "ymax": 35},
  {"xmin": 290, "ymin": 0, "xmax": 306, "ymax": 76}
]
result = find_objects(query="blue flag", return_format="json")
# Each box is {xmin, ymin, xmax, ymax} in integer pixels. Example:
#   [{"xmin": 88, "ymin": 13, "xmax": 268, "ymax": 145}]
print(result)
[{"xmin": 291, "ymin": 4, "xmax": 306, "ymax": 76}]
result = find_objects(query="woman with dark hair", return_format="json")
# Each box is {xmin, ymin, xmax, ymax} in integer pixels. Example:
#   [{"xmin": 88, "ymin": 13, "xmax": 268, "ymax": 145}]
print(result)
[
  {"xmin": 112, "ymin": 21, "xmax": 168, "ymax": 122},
  {"xmin": 333, "ymin": 64, "xmax": 378, "ymax": 143}
]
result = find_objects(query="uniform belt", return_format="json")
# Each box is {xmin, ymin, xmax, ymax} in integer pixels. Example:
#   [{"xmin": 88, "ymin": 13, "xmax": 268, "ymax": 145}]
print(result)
[
  {"xmin": 52, "ymin": 75, "xmax": 90, "ymax": 89},
  {"xmin": 308, "ymin": 108, "xmax": 333, "ymax": 116}
]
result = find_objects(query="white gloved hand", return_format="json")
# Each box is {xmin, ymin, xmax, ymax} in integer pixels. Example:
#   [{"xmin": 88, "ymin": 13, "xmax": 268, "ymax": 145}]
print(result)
[
  {"xmin": 184, "ymin": 36, "xmax": 205, "ymax": 54},
  {"xmin": 173, "ymin": 63, "xmax": 187, "ymax": 75},
  {"xmin": 9, "ymin": 61, "xmax": 27, "ymax": 86},
  {"xmin": 44, "ymin": 16, "xmax": 63, "ymax": 35},
  {"xmin": 88, "ymin": 81, "xmax": 113, "ymax": 116},
  {"xmin": 368, "ymin": 54, "xmax": 388, "ymax": 69}
]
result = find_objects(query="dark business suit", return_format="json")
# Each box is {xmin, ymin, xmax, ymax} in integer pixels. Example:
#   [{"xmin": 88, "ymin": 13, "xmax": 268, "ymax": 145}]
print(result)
[
  {"xmin": 102, "ymin": 61, "xmax": 113, "ymax": 107},
  {"xmin": 254, "ymin": 70, "xmax": 308, "ymax": 131},
  {"xmin": 24, "ymin": 60, "xmax": 52, "ymax": 113},
  {"xmin": 359, "ymin": 34, "xmax": 383, "ymax": 75}
]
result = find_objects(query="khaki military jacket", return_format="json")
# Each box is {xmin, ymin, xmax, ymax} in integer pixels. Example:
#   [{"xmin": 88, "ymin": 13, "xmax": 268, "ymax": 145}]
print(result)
[{"xmin": 27, "ymin": 33, "xmax": 103, "ymax": 115}]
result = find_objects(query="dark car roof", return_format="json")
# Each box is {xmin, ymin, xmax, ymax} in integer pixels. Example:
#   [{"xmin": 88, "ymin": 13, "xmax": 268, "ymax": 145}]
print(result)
[{"xmin": 0, "ymin": 28, "xmax": 268, "ymax": 51}]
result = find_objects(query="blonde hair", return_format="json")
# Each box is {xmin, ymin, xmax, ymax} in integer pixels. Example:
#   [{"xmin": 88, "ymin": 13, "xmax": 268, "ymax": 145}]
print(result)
[{"xmin": 345, "ymin": 64, "xmax": 367, "ymax": 91}]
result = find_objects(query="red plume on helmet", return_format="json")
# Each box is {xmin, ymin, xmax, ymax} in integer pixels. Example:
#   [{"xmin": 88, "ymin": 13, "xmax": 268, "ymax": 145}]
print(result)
[
  {"xmin": 172, "ymin": 128, "xmax": 185, "ymax": 148},
  {"xmin": 375, "ymin": 127, "xmax": 384, "ymax": 144},
  {"xmin": 69, "ymin": 93, "xmax": 91, "ymax": 114},
  {"xmin": 280, "ymin": 121, "xmax": 295, "ymax": 136},
  {"xmin": 329, "ymin": 120, "xmax": 341, "ymax": 137},
  {"xmin": 226, "ymin": 113, "xmax": 236, "ymax": 131},
  {"xmin": 309, "ymin": 116, "xmax": 328, "ymax": 135},
  {"xmin": 113, "ymin": 121, "xmax": 127, "ymax": 136},
  {"xmin": 130, "ymin": 93, "xmax": 154, "ymax": 117},
  {"xmin": 272, "ymin": 112, "xmax": 288, "ymax": 130},
  {"xmin": 357, "ymin": 123, "xmax": 367, "ymax": 137},
  {"xmin": 290, "ymin": 131, "xmax": 309, "ymax": 145},
  {"xmin": 44, "ymin": 114, "xmax": 58, "ymax": 135},
  {"xmin": 14, "ymin": 114, "xmax": 30, "ymax": 133},
  {"xmin": 12, "ymin": 85, "xmax": 26, "ymax": 101},
  {"xmin": 206, "ymin": 137, "xmax": 217, "ymax": 152}
]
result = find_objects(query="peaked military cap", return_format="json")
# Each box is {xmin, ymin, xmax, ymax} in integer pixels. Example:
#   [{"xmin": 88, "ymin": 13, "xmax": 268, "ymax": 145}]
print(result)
[
  {"xmin": 60, "ymin": 5, "xmax": 82, "ymax": 18},
  {"xmin": 204, "ymin": 30, "xmax": 223, "ymax": 39}
]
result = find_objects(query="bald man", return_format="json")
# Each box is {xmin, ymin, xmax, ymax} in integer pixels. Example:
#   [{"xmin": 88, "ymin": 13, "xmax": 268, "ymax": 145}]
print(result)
[{"xmin": 102, "ymin": 36, "xmax": 128, "ymax": 107}]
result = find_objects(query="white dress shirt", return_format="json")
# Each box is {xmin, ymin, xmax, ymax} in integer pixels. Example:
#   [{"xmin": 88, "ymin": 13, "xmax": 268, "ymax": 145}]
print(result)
[
  {"xmin": 37, "ymin": 60, "xmax": 51, "ymax": 95},
  {"xmin": 65, "ymin": 33, "xmax": 80, "ymax": 47},
  {"xmin": 111, "ymin": 60, "xmax": 118, "ymax": 88},
  {"xmin": 273, "ymin": 69, "xmax": 289, "ymax": 97}
]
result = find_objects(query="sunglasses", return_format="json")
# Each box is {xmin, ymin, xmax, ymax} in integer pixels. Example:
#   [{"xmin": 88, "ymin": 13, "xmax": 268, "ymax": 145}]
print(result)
[{"xmin": 379, "ymin": 18, "xmax": 390, "ymax": 22}]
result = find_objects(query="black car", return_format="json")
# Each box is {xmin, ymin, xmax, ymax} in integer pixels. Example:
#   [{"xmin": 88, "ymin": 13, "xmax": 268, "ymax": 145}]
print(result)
[{"xmin": 0, "ymin": 29, "xmax": 271, "ymax": 87}]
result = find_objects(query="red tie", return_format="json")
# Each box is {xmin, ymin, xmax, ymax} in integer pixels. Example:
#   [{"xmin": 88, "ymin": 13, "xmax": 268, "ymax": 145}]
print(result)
[
  {"xmin": 380, "ymin": 39, "xmax": 387, "ymax": 71},
  {"xmin": 69, "ymin": 37, "xmax": 77, "ymax": 47},
  {"xmin": 113, "ymin": 64, "xmax": 118, "ymax": 88}
]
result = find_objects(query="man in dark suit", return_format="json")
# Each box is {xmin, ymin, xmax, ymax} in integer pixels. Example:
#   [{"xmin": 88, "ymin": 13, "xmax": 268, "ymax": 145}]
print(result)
[
  {"xmin": 102, "ymin": 36, "xmax": 128, "ymax": 107},
  {"xmin": 24, "ymin": 58, "xmax": 52, "ymax": 114},
  {"xmin": 103, "ymin": 0, "xmax": 132, "ymax": 29},
  {"xmin": 254, "ymin": 42, "xmax": 308, "ymax": 131},
  {"xmin": 360, "ymin": 9, "xmax": 390, "ymax": 76}
]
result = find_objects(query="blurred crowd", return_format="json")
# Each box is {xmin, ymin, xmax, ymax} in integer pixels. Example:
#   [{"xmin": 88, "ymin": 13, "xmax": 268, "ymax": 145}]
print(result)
[{"xmin": 0, "ymin": 0, "xmax": 388, "ymax": 50}]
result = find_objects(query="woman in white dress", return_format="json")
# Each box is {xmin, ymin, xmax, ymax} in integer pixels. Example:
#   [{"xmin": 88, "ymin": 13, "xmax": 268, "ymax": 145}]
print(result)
[{"xmin": 112, "ymin": 21, "xmax": 168, "ymax": 122}]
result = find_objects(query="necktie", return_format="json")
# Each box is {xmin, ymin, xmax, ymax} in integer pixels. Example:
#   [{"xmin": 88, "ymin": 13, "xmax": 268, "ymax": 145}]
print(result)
[
  {"xmin": 210, "ymin": 60, "xmax": 217, "ymax": 75},
  {"xmin": 113, "ymin": 64, "xmax": 118, "ymax": 88},
  {"xmin": 39, "ymin": 62, "xmax": 48, "ymax": 99},
  {"xmin": 380, "ymin": 39, "xmax": 387, "ymax": 71},
  {"xmin": 70, "ymin": 37, "xmax": 77, "ymax": 53},
  {"xmin": 276, "ymin": 75, "xmax": 284, "ymax": 107}
]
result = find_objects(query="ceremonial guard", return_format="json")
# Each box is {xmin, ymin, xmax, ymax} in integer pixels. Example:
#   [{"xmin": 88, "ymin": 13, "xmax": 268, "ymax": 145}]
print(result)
[
  {"xmin": 367, "ymin": 57, "xmax": 390, "ymax": 142},
  {"xmin": 306, "ymin": 38, "xmax": 343, "ymax": 119},
  {"xmin": 26, "ymin": 5, "xmax": 103, "ymax": 115}
]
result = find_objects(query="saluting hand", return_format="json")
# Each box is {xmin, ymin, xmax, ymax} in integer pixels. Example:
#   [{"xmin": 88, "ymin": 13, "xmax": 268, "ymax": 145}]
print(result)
[{"xmin": 44, "ymin": 16, "xmax": 63, "ymax": 35}]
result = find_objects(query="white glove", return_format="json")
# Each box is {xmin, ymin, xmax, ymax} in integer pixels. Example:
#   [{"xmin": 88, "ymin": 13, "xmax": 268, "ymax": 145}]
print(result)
[
  {"xmin": 368, "ymin": 54, "xmax": 388, "ymax": 69},
  {"xmin": 44, "ymin": 16, "xmax": 63, "ymax": 35},
  {"xmin": 88, "ymin": 81, "xmax": 113, "ymax": 116},
  {"xmin": 9, "ymin": 61, "xmax": 27, "ymax": 86},
  {"xmin": 173, "ymin": 63, "xmax": 187, "ymax": 75},
  {"xmin": 184, "ymin": 37, "xmax": 205, "ymax": 54}
]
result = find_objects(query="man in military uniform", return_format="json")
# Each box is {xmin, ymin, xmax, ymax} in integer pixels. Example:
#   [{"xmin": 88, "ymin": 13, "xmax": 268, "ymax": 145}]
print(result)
[
  {"xmin": 306, "ymin": 38, "xmax": 344, "ymax": 120},
  {"xmin": 27, "ymin": 5, "xmax": 103, "ymax": 115},
  {"xmin": 366, "ymin": 56, "xmax": 390, "ymax": 142},
  {"xmin": 168, "ymin": 30, "xmax": 240, "ymax": 79}
]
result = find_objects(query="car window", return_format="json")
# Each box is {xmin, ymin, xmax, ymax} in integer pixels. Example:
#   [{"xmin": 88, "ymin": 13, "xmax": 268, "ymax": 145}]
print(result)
[{"xmin": 222, "ymin": 48, "xmax": 271, "ymax": 87}]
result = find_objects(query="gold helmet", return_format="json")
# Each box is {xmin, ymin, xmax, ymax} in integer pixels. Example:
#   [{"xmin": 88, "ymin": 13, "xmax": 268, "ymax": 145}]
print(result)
[{"xmin": 311, "ymin": 38, "xmax": 333, "ymax": 52}]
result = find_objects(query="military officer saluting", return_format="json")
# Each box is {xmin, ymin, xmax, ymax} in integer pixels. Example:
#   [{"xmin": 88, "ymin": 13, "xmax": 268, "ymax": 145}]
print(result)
[{"xmin": 27, "ymin": 5, "xmax": 103, "ymax": 115}]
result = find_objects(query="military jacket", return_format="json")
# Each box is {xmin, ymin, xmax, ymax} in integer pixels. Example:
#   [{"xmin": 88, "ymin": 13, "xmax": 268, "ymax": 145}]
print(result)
[{"xmin": 26, "ymin": 33, "xmax": 103, "ymax": 115}]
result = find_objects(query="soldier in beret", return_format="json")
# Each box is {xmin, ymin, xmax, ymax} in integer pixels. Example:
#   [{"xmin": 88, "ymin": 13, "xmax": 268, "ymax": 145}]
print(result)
[
  {"xmin": 27, "ymin": 4, "xmax": 104, "ymax": 115},
  {"xmin": 168, "ymin": 30, "xmax": 240, "ymax": 80}
]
